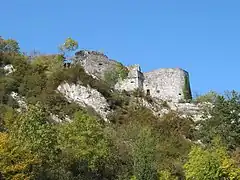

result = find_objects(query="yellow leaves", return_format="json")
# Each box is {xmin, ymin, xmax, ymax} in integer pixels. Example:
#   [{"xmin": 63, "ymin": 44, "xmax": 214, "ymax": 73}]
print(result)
[
  {"xmin": 158, "ymin": 170, "xmax": 178, "ymax": 180},
  {"xmin": 184, "ymin": 143, "xmax": 240, "ymax": 180},
  {"xmin": 221, "ymin": 158, "xmax": 240, "ymax": 180},
  {"xmin": 0, "ymin": 132, "xmax": 8, "ymax": 144},
  {"xmin": 0, "ymin": 132, "xmax": 8, "ymax": 153},
  {"xmin": 11, "ymin": 174, "xmax": 31, "ymax": 180},
  {"xmin": 5, "ymin": 155, "xmax": 39, "ymax": 172},
  {"xmin": 0, "ymin": 132, "xmax": 40, "ymax": 179}
]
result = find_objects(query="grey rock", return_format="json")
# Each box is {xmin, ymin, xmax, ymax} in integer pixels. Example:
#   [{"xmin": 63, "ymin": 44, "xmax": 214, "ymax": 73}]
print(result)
[
  {"xmin": 3, "ymin": 64, "xmax": 15, "ymax": 75},
  {"xmin": 57, "ymin": 82, "xmax": 111, "ymax": 121},
  {"xmin": 74, "ymin": 50, "xmax": 119, "ymax": 79}
]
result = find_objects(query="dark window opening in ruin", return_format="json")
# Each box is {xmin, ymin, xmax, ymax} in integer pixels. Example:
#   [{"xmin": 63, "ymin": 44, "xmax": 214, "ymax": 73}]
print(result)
[
  {"xmin": 63, "ymin": 63, "xmax": 71, "ymax": 68},
  {"xmin": 99, "ymin": 63, "xmax": 103, "ymax": 65},
  {"xmin": 131, "ymin": 81, "xmax": 134, "ymax": 83},
  {"xmin": 156, "ymin": 90, "xmax": 160, "ymax": 93},
  {"xmin": 179, "ymin": 93, "xmax": 182, "ymax": 96},
  {"xmin": 147, "ymin": 89, "xmax": 150, "ymax": 96}
]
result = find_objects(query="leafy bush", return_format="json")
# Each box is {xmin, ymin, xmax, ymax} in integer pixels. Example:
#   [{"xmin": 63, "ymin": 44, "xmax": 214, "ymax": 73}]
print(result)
[
  {"xmin": 193, "ymin": 90, "xmax": 218, "ymax": 104},
  {"xmin": 197, "ymin": 91, "xmax": 240, "ymax": 150},
  {"xmin": 116, "ymin": 62, "xmax": 129, "ymax": 80},
  {"xmin": 103, "ymin": 69, "xmax": 119, "ymax": 87},
  {"xmin": 184, "ymin": 138, "xmax": 240, "ymax": 180},
  {"xmin": 104, "ymin": 62, "xmax": 129, "ymax": 87},
  {"xmin": 0, "ymin": 37, "xmax": 20, "ymax": 54}
]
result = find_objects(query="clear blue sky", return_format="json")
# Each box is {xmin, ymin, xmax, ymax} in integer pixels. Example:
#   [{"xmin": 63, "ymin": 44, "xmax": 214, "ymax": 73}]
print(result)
[{"xmin": 1, "ymin": 0, "xmax": 240, "ymax": 95}]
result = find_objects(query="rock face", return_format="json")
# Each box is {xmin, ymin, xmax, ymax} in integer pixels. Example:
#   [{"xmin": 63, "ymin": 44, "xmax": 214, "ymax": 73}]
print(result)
[
  {"xmin": 10, "ymin": 92, "xmax": 27, "ymax": 110},
  {"xmin": 57, "ymin": 82, "xmax": 111, "ymax": 121},
  {"xmin": 74, "ymin": 50, "xmax": 119, "ymax": 79},
  {"xmin": 135, "ymin": 97, "xmax": 204, "ymax": 121},
  {"xmin": 3, "ymin": 64, "xmax": 15, "ymax": 75}
]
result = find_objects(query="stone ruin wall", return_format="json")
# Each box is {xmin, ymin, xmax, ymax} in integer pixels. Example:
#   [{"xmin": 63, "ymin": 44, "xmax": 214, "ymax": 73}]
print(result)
[
  {"xmin": 143, "ymin": 68, "xmax": 190, "ymax": 102},
  {"xmin": 115, "ymin": 64, "xmax": 144, "ymax": 91},
  {"xmin": 73, "ymin": 50, "xmax": 192, "ymax": 102}
]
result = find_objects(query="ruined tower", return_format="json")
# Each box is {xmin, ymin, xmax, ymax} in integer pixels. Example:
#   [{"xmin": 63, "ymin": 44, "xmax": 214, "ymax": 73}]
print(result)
[
  {"xmin": 74, "ymin": 50, "xmax": 192, "ymax": 102},
  {"xmin": 143, "ymin": 68, "xmax": 192, "ymax": 102}
]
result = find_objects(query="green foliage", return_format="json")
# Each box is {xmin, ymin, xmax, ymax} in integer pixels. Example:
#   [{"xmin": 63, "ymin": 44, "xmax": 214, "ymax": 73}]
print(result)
[
  {"xmin": 130, "ymin": 176, "xmax": 137, "ymax": 180},
  {"xmin": 107, "ymin": 108, "xmax": 194, "ymax": 179},
  {"xmin": 58, "ymin": 111, "xmax": 110, "ymax": 169},
  {"xmin": 0, "ymin": 53, "xmax": 85, "ymax": 119},
  {"xmin": 194, "ymin": 91, "xmax": 218, "ymax": 104},
  {"xmin": 0, "ymin": 104, "xmax": 58, "ymax": 179},
  {"xmin": 116, "ymin": 62, "xmax": 129, "ymax": 80},
  {"xmin": 132, "ymin": 127, "xmax": 158, "ymax": 180},
  {"xmin": 58, "ymin": 37, "xmax": 78, "ymax": 56},
  {"xmin": 0, "ymin": 37, "xmax": 20, "ymax": 54},
  {"xmin": 184, "ymin": 146, "xmax": 222, "ymax": 179},
  {"xmin": 103, "ymin": 69, "xmax": 119, "ymax": 87},
  {"xmin": 31, "ymin": 54, "xmax": 63, "ymax": 77},
  {"xmin": 158, "ymin": 170, "xmax": 178, "ymax": 180},
  {"xmin": 12, "ymin": 104, "xmax": 58, "ymax": 157},
  {"xmin": 104, "ymin": 62, "xmax": 129, "ymax": 87},
  {"xmin": 197, "ymin": 91, "xmax": 240, "ymax": 149},
  {"xmin": 184, "ymin": 138, "xmax": 240, "ymax": 180},
  {"xmin": 132, "ymin": 88, "xmax": 144, "ymax": 98}
]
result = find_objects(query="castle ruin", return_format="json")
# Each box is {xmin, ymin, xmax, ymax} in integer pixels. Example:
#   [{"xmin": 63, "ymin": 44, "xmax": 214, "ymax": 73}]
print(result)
[
  {"xmin": 74, "ymin": 50, "xmax": 192, "ymax": 103},
  {"xmin": 115, "ymin": 66, "xmax": 192, "ymax": 102}
]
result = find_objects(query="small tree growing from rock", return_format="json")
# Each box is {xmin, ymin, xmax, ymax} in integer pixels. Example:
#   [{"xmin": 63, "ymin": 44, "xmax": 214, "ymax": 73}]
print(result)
[
  {"xmin": 58, "ymin": 37, "xmax": 79, "ymax": 58},
  {"xmin": 0, "ymin": 37, "xmax": 20, "ymax": 54}
]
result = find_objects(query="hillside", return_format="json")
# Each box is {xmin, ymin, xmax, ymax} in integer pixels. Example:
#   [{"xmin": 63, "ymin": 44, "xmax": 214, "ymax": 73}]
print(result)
[{"xmin": 0, "ymin": 37, "xmax": 240, "ymax": 180}]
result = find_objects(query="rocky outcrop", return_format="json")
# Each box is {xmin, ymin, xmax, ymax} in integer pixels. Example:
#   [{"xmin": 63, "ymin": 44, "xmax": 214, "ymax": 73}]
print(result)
[
  {"xmin": 57, "ymin": 82, "xmax": 111, "ymax": 121},
  {"xmin": 135, "ymin": 96, "xmax": 207, "ymax": 121},
  {"xmin": 3, "ymin": 64, "xmax": 15, "ymax": 75},
  {"xmin": 74, "ymin": 50, "xmax": 119, "ymax": 79},
  {"xmin": 10, "ymin": 92, "xmax": 70, "ymax": 122},
  {"xmin": 10, "ymin": 92, "xmax": 27, "ymax": 111}
]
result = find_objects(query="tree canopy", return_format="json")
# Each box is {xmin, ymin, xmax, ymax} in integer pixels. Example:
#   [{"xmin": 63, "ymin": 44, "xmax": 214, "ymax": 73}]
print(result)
[{"xmin": 58, "ymin": 37, "xmax": 78, "ymax": 57}]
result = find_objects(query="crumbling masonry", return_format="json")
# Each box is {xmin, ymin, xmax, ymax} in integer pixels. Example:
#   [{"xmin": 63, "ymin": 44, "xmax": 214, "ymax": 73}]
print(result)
[{"xmin": 74, "ymin": 50, "xmax": 192, "ymax": 103}]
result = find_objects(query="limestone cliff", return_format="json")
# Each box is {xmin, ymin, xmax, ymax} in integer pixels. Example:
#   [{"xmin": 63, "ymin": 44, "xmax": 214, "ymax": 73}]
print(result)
[{"xmin": 57, "ymin": 82, "xmax": 111, "ymax": 121}]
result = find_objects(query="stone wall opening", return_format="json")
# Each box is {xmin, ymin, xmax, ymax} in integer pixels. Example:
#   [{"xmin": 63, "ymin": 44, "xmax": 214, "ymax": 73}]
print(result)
[{"xmin": 147, "ymin": 89, "xmax": 150, "ymax": 96}]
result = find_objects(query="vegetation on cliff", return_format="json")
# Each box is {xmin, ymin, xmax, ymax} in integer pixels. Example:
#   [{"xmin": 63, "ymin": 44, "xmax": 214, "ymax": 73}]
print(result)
[{"xmin": 0, "ymin": 37, "xmax": 239, "ymax": 179}]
